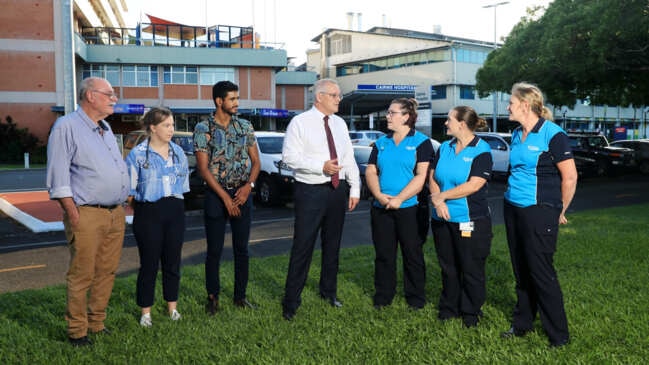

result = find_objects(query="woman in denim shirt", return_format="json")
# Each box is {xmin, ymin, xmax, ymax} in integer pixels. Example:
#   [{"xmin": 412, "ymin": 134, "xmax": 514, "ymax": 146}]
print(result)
[{"xmin": 125, "ymin": 107, "xmax": 189, "ymax": 327}]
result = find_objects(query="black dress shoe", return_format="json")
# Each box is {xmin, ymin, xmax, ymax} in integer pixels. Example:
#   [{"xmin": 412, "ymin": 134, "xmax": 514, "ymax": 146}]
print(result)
[
  {"xmin": 282, "ymin": 310, "xmax": 295, "ymax": 321},
  {"xmin": 69, "ymin": 336, "xmax": 92, "ymax": 347},
  {"xmin": 501, "ymin": 326, "xmax": 532, "ymax": 338},
  {"xmin": 320, "ymin": 295, "xmax": 343, "ymax": 308},
  {"xmin": 550, "ymin": 338, "xmax": 570, "ymax": 348},
  {"xmin": 206, "ymin": 296, "xmax": 219, "ymax": 316},
  {"xmin": 234, "ymin": 298, "xmax": 257, "ymax": 309}
]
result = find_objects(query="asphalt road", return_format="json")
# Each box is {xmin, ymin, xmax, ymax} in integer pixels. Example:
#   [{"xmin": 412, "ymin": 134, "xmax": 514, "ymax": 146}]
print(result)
[{"xmin": 1, "ymin": 171, "xmax": 648, "ymax": 293}]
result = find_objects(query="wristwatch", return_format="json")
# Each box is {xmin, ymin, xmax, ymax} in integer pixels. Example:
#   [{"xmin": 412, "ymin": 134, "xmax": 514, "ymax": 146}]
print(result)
[{"xmin": 249, "ymin": 181, "xmax": 255, "ymax": 188}]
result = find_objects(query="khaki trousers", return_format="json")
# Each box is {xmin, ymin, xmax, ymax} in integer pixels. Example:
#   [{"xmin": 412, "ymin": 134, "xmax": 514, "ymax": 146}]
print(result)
[{"xmin": 63, "ymin": 205, "xmax": 125, "ymax": 339}]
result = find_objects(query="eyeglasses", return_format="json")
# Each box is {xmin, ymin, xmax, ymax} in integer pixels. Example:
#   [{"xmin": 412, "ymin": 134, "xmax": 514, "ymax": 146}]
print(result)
[
  {"xmin": 386, "ymin": 110, "xmax": 406, "ymax": 116},
  {"xmin": 320, "ymin": 92, "xmax": 343, "ymax": 100},
  {"xmin": 92, "ymin": 90, "xmax": 118, "ymax": 99}
]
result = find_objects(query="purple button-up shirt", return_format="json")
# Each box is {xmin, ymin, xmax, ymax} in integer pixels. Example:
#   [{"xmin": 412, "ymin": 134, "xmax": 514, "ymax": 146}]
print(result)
[{"xmin": 46, "ymin": 107, "xmax": 129, "ymax": 206}]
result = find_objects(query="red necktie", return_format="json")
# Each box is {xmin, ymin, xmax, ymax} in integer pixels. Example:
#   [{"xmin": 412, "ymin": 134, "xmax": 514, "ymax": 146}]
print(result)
[{"xmin": 323, "ymin": 115, "xmax": 339, "ymax": 188}]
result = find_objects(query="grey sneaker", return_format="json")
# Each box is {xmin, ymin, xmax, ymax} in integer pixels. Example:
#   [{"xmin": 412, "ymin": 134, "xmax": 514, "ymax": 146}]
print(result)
[{"xmin": 140, "ymin": 313, "xmax": 152, "ymax": 327}]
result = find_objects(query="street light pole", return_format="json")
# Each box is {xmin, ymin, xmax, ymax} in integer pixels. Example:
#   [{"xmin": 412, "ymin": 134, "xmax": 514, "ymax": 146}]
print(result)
[{"xmin": 483, "ymin": 1, "xmax": 509, "ymax": 132}]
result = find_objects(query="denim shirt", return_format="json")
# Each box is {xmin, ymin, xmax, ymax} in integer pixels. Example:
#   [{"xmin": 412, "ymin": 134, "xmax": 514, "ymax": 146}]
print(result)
[{"xmin": 125, "ymin": 140, "xmax": 190, "ymax": 202}]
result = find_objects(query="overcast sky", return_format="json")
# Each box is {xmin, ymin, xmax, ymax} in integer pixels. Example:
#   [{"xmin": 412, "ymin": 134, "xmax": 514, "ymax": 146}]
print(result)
[{"xmin": 128, "ymin": 0, "xmax": 553, "ymax": 64}]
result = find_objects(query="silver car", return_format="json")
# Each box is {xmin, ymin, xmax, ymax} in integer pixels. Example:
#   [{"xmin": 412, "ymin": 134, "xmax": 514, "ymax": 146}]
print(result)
[{"xmin": 475, "ymin": 132, "xmax": 510, "ymax": 177}]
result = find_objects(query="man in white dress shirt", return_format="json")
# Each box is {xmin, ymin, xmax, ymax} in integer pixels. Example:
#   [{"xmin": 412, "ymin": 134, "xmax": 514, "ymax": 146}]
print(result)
[{"xmin": 281, "ymin": 78, "xmax": 360, "ymax": 320}]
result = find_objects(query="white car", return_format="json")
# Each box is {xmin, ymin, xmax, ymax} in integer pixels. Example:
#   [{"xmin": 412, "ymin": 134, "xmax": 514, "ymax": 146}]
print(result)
[
  {"xmin": 475, "ymin": 132, "xmax": 510, "ymax": 177},
  {"xmin": 349, "ymin": 130, "xmax": 386, "ymax": 146},
  {"xmin": 254, "ymin": 131, "xmax": 295, "ymax": 206}
]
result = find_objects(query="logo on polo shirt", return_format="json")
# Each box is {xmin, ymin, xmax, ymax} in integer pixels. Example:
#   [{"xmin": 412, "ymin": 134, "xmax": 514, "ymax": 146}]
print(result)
[
  {"xmin": 528, "ymin": 145, "xmax": 540, "ymax": 151},
  {"xmin": 463, "ymin": 157, "xmax": 473, "ymax": 162}
]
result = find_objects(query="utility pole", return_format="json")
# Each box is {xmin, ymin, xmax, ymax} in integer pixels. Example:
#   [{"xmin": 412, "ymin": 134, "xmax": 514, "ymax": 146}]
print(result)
[{"xmin": 483, "ymin": 1, "xmax": 509, "ymax": 132}]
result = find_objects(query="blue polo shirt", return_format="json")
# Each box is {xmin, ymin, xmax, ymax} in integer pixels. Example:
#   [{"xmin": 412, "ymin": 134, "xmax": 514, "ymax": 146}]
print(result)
[
  {"xmin": 368, "ymin": 129, "xmax": 433, "ymax": 209},
  {"xmin": 431, "ymin": 136, "xmax": 492, "ymax": 222},
  {"xmin": 505, "ymin": 118, "xmax": 573, "ymax": 208}
]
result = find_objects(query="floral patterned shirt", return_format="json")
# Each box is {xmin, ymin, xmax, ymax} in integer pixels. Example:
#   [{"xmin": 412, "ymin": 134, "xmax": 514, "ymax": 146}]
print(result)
[{"xmin": 193, "ymin": 115, "xmax": 256, "ymax": 188}]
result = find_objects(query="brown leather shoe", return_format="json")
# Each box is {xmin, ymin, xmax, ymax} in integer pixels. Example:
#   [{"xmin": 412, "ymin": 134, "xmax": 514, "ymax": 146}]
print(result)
[{"xmin": 206, "ymin": 296, "xmax": 219, "ymax": 315}]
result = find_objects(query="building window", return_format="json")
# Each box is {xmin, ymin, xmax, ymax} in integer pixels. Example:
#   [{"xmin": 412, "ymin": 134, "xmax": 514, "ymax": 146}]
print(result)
[
  {"xmin": 456, "ymin": 49, "xmax": 488, "ymax": 64},
  {"xmin": 123, "ymin": 65, "xmax": 158, "ymax": 87},
  {"xmin": 199, "ymin": 67, "xmax": 235, "ymax": 85},
  {"xmin": 430, "ymin": 85, "xmax": 447, "ymax": 100},
  {"xmin": 82, "ymin": 64, "xmax": 119, "ymax": 86},
  {"xmin": 335, "ymin": 48, "xmax": 451, "ymax": 77},
  {"xmin": 327, "ymin": 34, "xmax": 352, "ymax": 56},
  {"xmin": 460, "ymin": 86, "xmax": 475, "ymax": 100},
  {"xmin": 163, "ymin": 66, "xmax": 198, "ymax": 84}
]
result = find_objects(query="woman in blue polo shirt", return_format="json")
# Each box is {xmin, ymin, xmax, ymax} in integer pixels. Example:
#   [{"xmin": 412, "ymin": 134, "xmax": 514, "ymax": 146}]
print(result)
[
  {"xmin": 429, "ymin": 106, "xmax": 493, "ymax": 328},
  {"xmin": 125, "ymin": 107, "xmax": 189, "ymax": 327},
  {"xmin": 365, "ymin": 98, "xmax": 434, "ymax": 310},
  {"xmin": 500, "ymin": 82, "xmax": 577, "ymax": 348}
]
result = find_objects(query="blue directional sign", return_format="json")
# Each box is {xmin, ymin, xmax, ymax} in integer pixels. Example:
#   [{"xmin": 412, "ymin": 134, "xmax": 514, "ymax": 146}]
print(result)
[{"xmin": 113, "ymin": 104, "xmax": 145, "ymax": 114}]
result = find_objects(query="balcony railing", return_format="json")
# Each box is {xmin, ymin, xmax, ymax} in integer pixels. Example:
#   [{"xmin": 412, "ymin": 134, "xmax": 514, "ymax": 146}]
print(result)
[{"xmin": 81, "ymin": 23, "xmax": 262, "ymax": 49}]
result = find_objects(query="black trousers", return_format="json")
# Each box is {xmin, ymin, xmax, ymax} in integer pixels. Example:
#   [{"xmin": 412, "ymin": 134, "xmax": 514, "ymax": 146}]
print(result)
[
  {"xmin": 431, "ymin": 216, "xmax": 492, "ymax": 321},
  {"xmin": 282, "ymin": 181, "xmax": 349, "ymax": 312},
  {"xmin": 133, "ymin": 197, "xmax": 185, "ymax": 307},
  {"xmin": 504, "ymin": 201, "xmax": 569, "ymax": 345},
  {"xmin": 204, "ymin": 188, "xmax": 252, "ymax": 301},
  {"xmin": 371, "ymin": 205, "xmax": 426, "ymax": 308}
]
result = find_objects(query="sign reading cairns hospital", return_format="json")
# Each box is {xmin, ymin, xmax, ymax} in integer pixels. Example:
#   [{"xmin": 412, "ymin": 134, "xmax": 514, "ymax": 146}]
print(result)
[{"xmin": 357, "ymin": 84, "xmax": 417, "ymax": 92}]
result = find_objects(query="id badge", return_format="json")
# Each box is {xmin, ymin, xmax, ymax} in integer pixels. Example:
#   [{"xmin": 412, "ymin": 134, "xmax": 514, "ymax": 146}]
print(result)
[{"xmin": 459, "ymin": 221, "xmax": 474, "ymax": 238}]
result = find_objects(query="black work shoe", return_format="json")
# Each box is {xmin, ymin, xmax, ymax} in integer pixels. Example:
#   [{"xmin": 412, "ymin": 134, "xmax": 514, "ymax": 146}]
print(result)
[
  {"xmin": 69, "ymin": 336, "xmax": 92, "ymax": 347},
  {"xmin": 501, "ymin": 326, "xmax": 532, "ymax": 338},
  {"xmin": 282, "ymin": 310, "xmax": 295, "ymax": 321},
  {"xmin": 206, "ymin": 296, "xmax": 219, "ymax": 316},
  {"xmin": 234, "ymin": 298, "xmax": 257, "ymax": 309}
]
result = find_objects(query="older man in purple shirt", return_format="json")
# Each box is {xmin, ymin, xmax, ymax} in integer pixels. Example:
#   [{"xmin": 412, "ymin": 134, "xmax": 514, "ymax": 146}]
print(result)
[{"xmin": 46, "ymin": 77, "xmax": 129, "ymax": 347}]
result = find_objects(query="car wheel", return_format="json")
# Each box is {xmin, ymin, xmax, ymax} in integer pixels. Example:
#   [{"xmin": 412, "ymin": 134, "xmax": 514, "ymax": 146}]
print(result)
[
  {"xmin": 596, "ymin": 160, "xmax": 608, "ymax": 177},
  {"xmin": 255, "ymin": 176, "xmax": 279, "ymax": 206},
  {"xmin": 639, "ymin": 160, "xmax": 649, "ymax": 175}
]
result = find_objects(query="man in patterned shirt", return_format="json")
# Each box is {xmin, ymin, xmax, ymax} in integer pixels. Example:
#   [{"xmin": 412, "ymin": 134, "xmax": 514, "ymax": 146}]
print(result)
[{"xmin": 194, "ymin": 81, "xmax": 261, "ymax": 314}]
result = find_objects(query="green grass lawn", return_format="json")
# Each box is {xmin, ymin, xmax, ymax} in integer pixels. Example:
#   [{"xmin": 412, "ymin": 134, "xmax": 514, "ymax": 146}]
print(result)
[{"xmin": 1, "ymin": 204, "xmax": 648, "ymax": 364}]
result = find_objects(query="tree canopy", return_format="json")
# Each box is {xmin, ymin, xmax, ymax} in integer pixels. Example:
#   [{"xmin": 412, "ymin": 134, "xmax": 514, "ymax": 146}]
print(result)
[{"xmin": 475, "ymin": 0, "xmax": 649, "ymax": 108}]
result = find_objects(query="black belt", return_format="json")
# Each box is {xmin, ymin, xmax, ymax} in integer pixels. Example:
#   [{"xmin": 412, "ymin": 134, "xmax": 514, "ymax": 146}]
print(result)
[{"xmin": 80, "ymin": 204, "xmax": 120, "ymax": 210}]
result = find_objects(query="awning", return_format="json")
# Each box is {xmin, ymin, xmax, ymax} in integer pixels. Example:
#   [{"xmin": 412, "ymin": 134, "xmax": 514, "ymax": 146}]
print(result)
[
  {"xmin": 141, "ymin": 14, "xmax": 206, "ymax": 40},
  {"xmin": 339, "ymin": 89, "xmax": 415, "ymax": 116}
]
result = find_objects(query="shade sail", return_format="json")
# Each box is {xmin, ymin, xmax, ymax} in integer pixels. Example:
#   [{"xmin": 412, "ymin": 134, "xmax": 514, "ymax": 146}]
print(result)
[{"xmin": 141, "ymin": 14, "xmax": 206, "ymax": 40}]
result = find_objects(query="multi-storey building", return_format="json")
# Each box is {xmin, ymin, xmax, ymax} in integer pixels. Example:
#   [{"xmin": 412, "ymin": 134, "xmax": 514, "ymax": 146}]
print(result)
[
  {"xmin": 0, "ymin": 0, "xmax": 316, "ymax": 144},
  {"xmin": 307, "ymin": 26, "xmax": 647, "ymax": 139}
]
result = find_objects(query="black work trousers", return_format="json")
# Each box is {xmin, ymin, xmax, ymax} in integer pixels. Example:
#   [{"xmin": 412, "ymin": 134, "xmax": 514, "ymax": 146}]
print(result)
[
  {"xmin": 371, "ymin": 205, "xmax": 426, "ymax": 308},
  {"xmin": 431, "ymin": 216, "xmax": 492, "ymax": 322},
  {"xmin": 504, "ymin": 201, "xmax": 569, "ymax": 345}
]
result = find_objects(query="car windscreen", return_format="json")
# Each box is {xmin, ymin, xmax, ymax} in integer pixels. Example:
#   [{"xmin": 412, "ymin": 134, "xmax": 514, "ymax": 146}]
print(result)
[
  {"xmin": 171, "ymin": 136, "xmax": 194, "ymax": 155},
  {"xmin": 257, "ymin": 136, "xmax": 284, "ymax": 154}
]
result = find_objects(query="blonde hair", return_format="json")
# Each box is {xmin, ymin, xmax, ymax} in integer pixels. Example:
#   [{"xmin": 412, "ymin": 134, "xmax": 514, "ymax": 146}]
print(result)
[{"xmin": 511, "ymin": 82, "xmax": 553, "ymax": 120}]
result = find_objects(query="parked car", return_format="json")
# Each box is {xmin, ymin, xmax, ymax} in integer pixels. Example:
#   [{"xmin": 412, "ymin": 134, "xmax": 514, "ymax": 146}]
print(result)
[
  {"xmin": 610, "ymin": 139, "xmax": 649, "ymax": 174},
  {"xmin": 475, "ymin": 132, "xmax": 510, "ymax": 178},
  {"xmin": 353, "ymin": 145, "xmax": 373, "ymax": 199},
  {"xmin": 254, "ymin": 131, "xmax": 295, "ymax": 206},
  {"xmin": 349, "ymin": 130, "xmax": 386, "ymax": 146},
  {"xmin": 567, "ymin": 133, "xmax": 635, "ymax": 176},
  {"xmin": 122, "ymin": 130, "xmax": 204, "ymax": 199}
]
